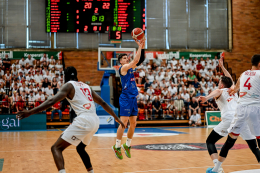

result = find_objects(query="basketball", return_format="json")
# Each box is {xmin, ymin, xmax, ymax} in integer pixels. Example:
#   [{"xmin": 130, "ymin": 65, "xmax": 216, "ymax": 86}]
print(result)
[{"xmin": 131, "ymin": 28, "xmax": 144, "ymax": 40}]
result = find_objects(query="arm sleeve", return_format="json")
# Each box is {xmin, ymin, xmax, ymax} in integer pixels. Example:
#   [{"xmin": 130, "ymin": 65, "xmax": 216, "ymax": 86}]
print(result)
[{"xmin": 136, "ymin": 49, "xmax": 145, "ymax": 66}]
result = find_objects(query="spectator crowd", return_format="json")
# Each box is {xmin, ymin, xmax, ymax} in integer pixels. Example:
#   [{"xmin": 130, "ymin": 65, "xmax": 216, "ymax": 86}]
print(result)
[
  {"xmin": 135, "ymin": 55, "xmax": 222, "ymax": 126},
  {"xmin": 0, "ymin": 53, "xmax": 65, "ymax": 117}
]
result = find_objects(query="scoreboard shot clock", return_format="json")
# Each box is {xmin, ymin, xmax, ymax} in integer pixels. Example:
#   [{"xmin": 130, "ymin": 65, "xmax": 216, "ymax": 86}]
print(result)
[
  {"xmin": 109, "ymin": 26, "xmax": 122, "ymax": 44},
  {"xmin": 46, "ymin": 0, "xmax": 145, "ymax": 33}
]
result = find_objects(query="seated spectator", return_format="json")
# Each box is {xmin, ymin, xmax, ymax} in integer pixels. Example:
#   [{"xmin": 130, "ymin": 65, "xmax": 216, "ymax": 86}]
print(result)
[
  {"xmin": 187, "ymin": 84, "xmax": 196, "ymax": 97},
  {"xmin": 160, "ymin": 79, "xmax": 169, "ymax": 89},
  {"xmin": 155, "ymin": 72, "xmax": 164, "ymax": 82},
  {"xmin": 19, "ymin": 83, "xmax": 29, "ymax": 95},
  {"xmin": 152, "ymin": 97, "xmax": 162, "ymax": 119},
  {"xmin": 26, "ymin": 72, "xmax": 34, "ymax": 82},
  {"xmin": 42, "ymin": 77, "xmax": 51, "ymax": 88},
  {"xmin": 189, "ymin": 97, "xmax": 201, "ymax": 117},
  {"xmin": 28, "ymin": 91, "xmax": 35, "ymax": 109},
  {"xmin": 147, "ymin": 86, "xmax": 154, "ymax": 95},
  {"xmin": 200, "ymin": 57, "xmax": 205, "ymax": 66},
  {"xmin": 196, "ymin": 89, "xmax": 206, "ymax": 97},
  {"xmin": 35, "ymin": 97, "xmax": 42, "ymax": 107},
  {"xmin": 134, "ymin": 69, "xmax": 141, "ymax": 84},
  {"xmin": 197, "ymin": 73, "xmax": 203, "ymax": 82},
  {"xmin": 169, "ymin": 57, "xmax": 177, "ymax": 66},
  {"xmin": 40, "ymin": 53, "xmax": 49, "ymax": 65},
  {"xmin": 187, "ymin": 71, "xmax": 196, "ymax": 85},
  {"xmin": 28, "ymin": 65, "xmax": 35, "ymax": 75},
  {"xmin": 190, "ymin": 61, "xmax": 196, "ymax": 71},
  {"xmin": 154, "ymin": 86, "xmax": 161, "ymax": 96},
  {"xmin": 34, "ymin": 70, "xmax": 43, "ymax": 84},
  {"xmin": 166, "ymin": 100, "xmax": 176, "ymax": 119},
  {"xmin": 203, "ymin": 83, "xmax": 210, "ymax": 95},
  {"xmin": 161, "ymin": 100, "xmax": 168, "ymax": 118},
  {"xmin": 207, "ymin": 78, "xmax": 214, "ymax": 88},
  {"xmin": 55, "ymin": 60, "xmax": 63, "ymax": 70},
  {"xmin": 2, "ymin": 94, "xmax": 9, "ymax": 114},
  {"xmin": 208, "ymin": 98, "xmax": 219, "ymax": 111},
  {"xmin": 16, "ymin": 95, "xmax": 25, "ymax": 112},
  {"xmin": 200, "ymin": 98, "xmax": 210, "ymax": 112},
  {"xmin": 35, "ymin": 89, "xmax": 45, "ymax": 102},
  {"xmin": 25, "ymin": 55, "xmax": 36, "ymax": 66},
  {"xmin": 192, "ymin": 78, "xmax": 200, "ymax": 89},
  {"xmin": 199, "ymin": 66, "xmax": 208, "ymax": 78},
  {"xmin": 181, "ymin": 90, "xmax": 190, "ymax": 107},
  {"xmin": 0, "ymin": 67, "xmax": 4, "ymax": 76},
  {"xmin": 168, "ymin": 83, "xmax": 177, "ymax": 95},
  {"xmin": 151, "ymin": 80, "xmax": 158, "ymax": 88},
  {"xmin": 189, "ymin": 112, "xmax": 201, "ymax": 126},
  {"xmin": 144, "ymin": 78, "xmax": 151, "ymax": 90},
  {"xmin": 45, "ymin": 84, "xmax": 54, "ymax": 99},
  {"xmin": 145, "ymin": 100, "xmax": 153, "ymax": 120},
  {"xmin": 138, "ymin": 68, "xmax": 146, "ymax": 84},
  {"xmin": 153, "ymin": 55, "xmax": 162, "ymax": 67},
  {"xmin": 50, "ymin": 101, "xmax": 62, "ymax": 121},
  {"xmin": 174, "ymin": 95, "xmax": 185, "ymax": 120},
  {"xmin": 11, "ymin": 66, "xmax": 18, "ymax": 77},
  {"xmin": 2, "ymin": 54, "xmax": 11, "ymax": 70},
  {"xmin": 146, "ymin": 71, "xmax": 154, "ymax": 84},
  {"xmin": 179, "ymin": 56, "xmax": 186, "ymax": 66},
  {"xmin": 183, "ymin": 61, "xmax": 190, "ymax": 71},
  {"xmin": 196, "ymin": 60, "xmax": 203, "ymax": 72},
  {"xmin": 212, "ymin": 55, "xmax": 219, "ymax": 67},
  {"xmin": 162, "ymin": 87, "xmax": 168, "ymax": 96},
  {"xmin": 200, "ymin": 77, "xmax": 207, "ymax": 87},
  {"xmin": 211, "ymin": 83, "xmax": 218, "ymax": 91}
]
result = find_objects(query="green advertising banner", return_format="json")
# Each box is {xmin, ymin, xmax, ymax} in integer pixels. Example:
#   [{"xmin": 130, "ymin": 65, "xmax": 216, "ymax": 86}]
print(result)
[
  {"xmin": 205, "ymin": 111, "xmax": 221, "ymax": 128},
  {"xmin": 0, "ymin": 51, "xmax": 62, "ymax": 60},
  {"xmin": 0, "ymin": 113, "xmax": 46, "ymax": 131}
]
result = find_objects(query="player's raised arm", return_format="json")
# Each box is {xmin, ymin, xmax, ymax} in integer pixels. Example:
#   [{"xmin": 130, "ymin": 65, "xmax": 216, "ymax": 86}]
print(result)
[
  {"xmin": 17, "ymin": 83, "xmax": 73, "ymax": 120},
  {"xmin": 198, "ymin": 89, "xmax": 223, "ymax": 103},
  {"xmin": 219, "ymin": 57, "xmax": 234, "ymax": 84},
  {"xmin": 121, "ymin": 39, "xmax": 145, "ymax": 75},
  {"xmin": 91, "ymin": 89, "xmax": 126, "ymax": 128},
  {"xmin": 228, "ymin": 75, "xmax": 241, "ymax": 95}
]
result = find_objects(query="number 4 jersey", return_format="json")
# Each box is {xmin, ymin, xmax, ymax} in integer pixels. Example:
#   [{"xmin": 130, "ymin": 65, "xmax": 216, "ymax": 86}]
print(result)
[
  {"xmin": 238, "ymin": 70, "xmax": 260, "ymax": 105},
  {"xmin": 66, "ymin": 81, "xmax": 96, "ymax": 116}
]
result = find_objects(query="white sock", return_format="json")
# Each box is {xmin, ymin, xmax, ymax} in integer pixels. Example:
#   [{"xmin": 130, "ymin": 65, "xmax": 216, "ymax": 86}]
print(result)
[
  {"xmin": 213, "ymin": 159, "xmax": 218, "ymax": 166},
  {"xmin": 59, "ymin": 169, "xmax": 66, "ymax": 173},
  {"xmin": 116, "ymin": 139, "xmax": 121, "ymax": 148},
  {"xmin": 88, "ymin": 170, "xmax": 94, "ymax": 173},
  {"xmin": 212, "ymin": 161, "xmax": 222, "ymax": 172},
  {"xmin": 126, "ymin": 138, "xmax": 132, "ymax": 147}
]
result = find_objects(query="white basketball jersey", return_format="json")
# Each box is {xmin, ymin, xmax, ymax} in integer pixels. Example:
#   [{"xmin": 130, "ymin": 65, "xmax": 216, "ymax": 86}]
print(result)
[
  {"xmin": 238, "ymin": 70, "xmax": 260, "ymax": 105},
  {"xmin": 66, "ymin": 81, "xmax": 96, "ymax": 116},
  {"xmin": 216, "ymin": 88, "xmax": 238, "ymax": 120}
]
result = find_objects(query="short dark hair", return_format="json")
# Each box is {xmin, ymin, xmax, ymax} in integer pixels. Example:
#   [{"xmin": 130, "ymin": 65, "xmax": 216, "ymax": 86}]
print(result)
[
  {"xmin": 118, "ymin": 54, "xmax": 127, "ymax": 64},
  {"xmin": 221, "ymin": 76, "xmax": 233, "ymax": 88},
  {"xmin": 64, "ymin": 66, "xmax": 78, "ymax": 82},
  {"xmin": 251, "ymin": 54, "xmax": 260, "ymax": 67}
]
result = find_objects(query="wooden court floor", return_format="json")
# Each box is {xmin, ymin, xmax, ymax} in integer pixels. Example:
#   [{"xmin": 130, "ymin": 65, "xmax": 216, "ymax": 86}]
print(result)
[{"xmin": 0, "ymin": 127, "xmax": 260, "ymax": 173}]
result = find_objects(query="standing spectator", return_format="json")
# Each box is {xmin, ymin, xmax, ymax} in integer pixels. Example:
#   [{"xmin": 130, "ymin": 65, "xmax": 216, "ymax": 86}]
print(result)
[
  {"xmin": 51, "ymin": 101, "xmax": 62, "ymax": 121},
  {"xmin": 2, "ymin": 94, "xmax": 9, "ymax": 114},
  {"xmin": 2, "ymin": 54, "xmax": 11, "ymax": 70},
  {"xmin": 152, "ymin": 97, "xmax": 162, "ymax": 119},
  {"xmin": 16, "ymin": 95, "xmax": 25, "ymax": 112},
  {"xmin": 40, "ymin": 53, "xmax": 49, "ymax": 65},
  {"xmin": 188, "ymin": 97, "xmax": 201, "ymax": 118},
  {"xmin": 25, "ymin": 55, "xmax": 36, "ymax": 66},
  {"xmin": 174, "ymin": 95, "xmax": 185, "ymax": 120}
]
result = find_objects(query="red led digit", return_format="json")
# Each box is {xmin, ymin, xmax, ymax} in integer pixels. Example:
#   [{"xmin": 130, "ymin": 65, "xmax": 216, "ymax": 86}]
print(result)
[
  {"xmin": 84, "ymin": 25, "xmax": 88, "ymax": 31},
  {"xmin": 116, "ymin": 31, "xmax": 121, "ymax": 39},
  {"xmin": 102, "ymin": 2, "xmax": 110, "ymax": 9},
  {"xmin": 143, "ymin": 13, "xmax": 145, "ymax": 17},
  {"xmin": 76, "ymin": 21, "xmax": 79, "ymax": 24},
  {"xmin": 76, "ymin": 0, "xmax": 79, "ymax": 2},
  {"xmin": 94, "ymin": 8, "xmax": 98, "ymax": 13},
  {"xmin": 84, "ymin": 2, "xmax": 92, "ymax": 9},
  {"xmin": 99, "ymin": 26, "xmax": 101, "ymax": 31},
  {"xmin": 76, "ymin": 29, "xmax": 79, "ymax": 32},
  {"xmin": 77, "ymin": 15, "xmax": 79, "ymax": 19},
  {"xmin": 76, "ymin": 10, "xmax": 79, "ymax": 13},
  {"xmin": 93, "ymin": 26, "xmax": 97, "ymax": 31},
  {"xmin": 143, "ymin": 24, "xmax": 145, "ymax": 31},
  {"xmin": 107, "ymin": 26, "xmax": 109, "ymax": 31}
]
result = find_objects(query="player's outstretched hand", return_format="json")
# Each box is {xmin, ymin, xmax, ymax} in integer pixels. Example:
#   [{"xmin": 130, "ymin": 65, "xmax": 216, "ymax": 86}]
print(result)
[
  {"xmin": 16, "ymin": 110, "xmax": 31, "ymax": 120},
  {"xmin": 219, "ymin": 57, "xmax": 224, "ymax": 67},
  {"xmin": 198, "ymin": 96, "xmax": 207, "ymax": 103},
  {"xmin": 135, "ymin": 37, "xmax": 145, "ymax": 48},
  {"xmin": 115, "ymin": 118, "xmax": 126, "ymax": 128}
]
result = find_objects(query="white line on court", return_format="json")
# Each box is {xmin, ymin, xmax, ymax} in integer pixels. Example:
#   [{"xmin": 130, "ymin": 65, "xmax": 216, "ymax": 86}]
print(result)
[
  {"xmin": 123, "ymin": 164, "xmax": 260, "ymax": 173},
  {"xmin": 0, "ymin": 148, "xmax": 111, "ymax": 152}
]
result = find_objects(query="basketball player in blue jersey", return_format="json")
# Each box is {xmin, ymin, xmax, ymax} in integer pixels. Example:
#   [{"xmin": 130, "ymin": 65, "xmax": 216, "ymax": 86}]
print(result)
[{"xmin": 112, "ymin": 38, "xmax": 145, "ymax": 160}]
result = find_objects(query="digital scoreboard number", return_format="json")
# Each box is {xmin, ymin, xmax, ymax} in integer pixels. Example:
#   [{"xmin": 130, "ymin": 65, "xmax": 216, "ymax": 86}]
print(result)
[
  {"xmin": 46, "ymin": 0, "xmax": 145, "ymax": 33},
  {"xmin": 109, "ymin": 26, "xmax": 122, "ymax": 44}
]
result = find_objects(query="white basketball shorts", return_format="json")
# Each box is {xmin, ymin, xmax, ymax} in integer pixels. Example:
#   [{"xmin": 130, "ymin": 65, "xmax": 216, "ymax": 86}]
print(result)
[
  {"xmin": 228, "ymin": 105, "xmax": 260, "ymax": 138},
  {"xmin": 214, "ymin": 115, "xmax": 255, "ymax": 140},
  {"xmin": 62, "ymin": 114, "xmax": 100, "ymax": 146}
]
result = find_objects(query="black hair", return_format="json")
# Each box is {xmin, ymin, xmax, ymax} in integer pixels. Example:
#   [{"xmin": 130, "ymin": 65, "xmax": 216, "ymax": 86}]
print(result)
[
  {"xmin": 221, "ymin": 76, "xmax": 233, "ymax": 88},
  {"xmin": 64, "ymin": 66, "xmax": 78, "ymax": 82},
  {"xmin": 251, "ymin": 54, "xmax": 260, "ymax": 67},
  {"xmin": 118, "ymin": 54, "xmax": 127, "ymax": 64}
]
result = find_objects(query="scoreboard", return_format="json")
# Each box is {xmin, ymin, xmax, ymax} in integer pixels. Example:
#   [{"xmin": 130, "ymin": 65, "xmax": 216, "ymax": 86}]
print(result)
[{"xmin": 46, "ymin": 0, "xmax": 145, "ymax": 33}]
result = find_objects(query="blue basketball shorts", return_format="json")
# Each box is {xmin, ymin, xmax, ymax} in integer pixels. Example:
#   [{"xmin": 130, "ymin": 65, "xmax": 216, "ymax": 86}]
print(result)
[{"xmin": 119, "ymin": 97, "xmax": 138, "ymax": 117}]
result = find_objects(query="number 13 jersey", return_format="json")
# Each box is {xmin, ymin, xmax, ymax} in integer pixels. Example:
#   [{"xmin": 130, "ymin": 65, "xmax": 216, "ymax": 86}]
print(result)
[
  {"xmin": 66, "ymin": 81, "xmax": 96, "ymax": 116},
  {"xmin": 238, "ymin": 70, "xmax": 260, "ymax": 105}
]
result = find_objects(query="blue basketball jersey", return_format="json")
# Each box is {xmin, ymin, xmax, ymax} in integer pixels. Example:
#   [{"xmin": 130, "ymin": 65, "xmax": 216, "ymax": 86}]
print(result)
[{"xmin": 119, "ymin": 66, "xmax": 138, "ymax": 99}]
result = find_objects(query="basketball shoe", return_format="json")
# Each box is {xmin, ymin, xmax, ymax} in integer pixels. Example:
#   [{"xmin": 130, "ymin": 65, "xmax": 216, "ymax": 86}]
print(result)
[
  {"xmin": 122, "ymin": 143, "xmax": 131, "ymax": 158},
  {"xmin": 112, "ymin": 145, "xmax": 123, "ymax": 160}
]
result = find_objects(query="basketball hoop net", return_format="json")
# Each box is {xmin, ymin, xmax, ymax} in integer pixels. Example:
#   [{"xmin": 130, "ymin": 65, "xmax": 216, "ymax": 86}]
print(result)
[{"xmin": 113, "ymin": 65, "xmax": 120, "ymax": 77}]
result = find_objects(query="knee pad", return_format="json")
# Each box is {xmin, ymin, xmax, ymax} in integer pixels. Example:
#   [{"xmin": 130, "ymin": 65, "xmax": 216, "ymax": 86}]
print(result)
[
  {"xmin": 206, "ymin": 130, "xmax": 223, "ymax": 155},
  {"xmin": 219, "ymin": 135, "xmax": 237, "ymax": 158}
]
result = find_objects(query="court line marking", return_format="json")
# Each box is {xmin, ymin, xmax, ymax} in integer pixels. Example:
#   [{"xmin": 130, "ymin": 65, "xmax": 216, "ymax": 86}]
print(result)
[
  {"xmin": 0, "ymin": 148, "xmax": 111, "ymax": 152},
  {"xmin": 123, "ymin": 164, "xmax": 260, "ymax": 173}
]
